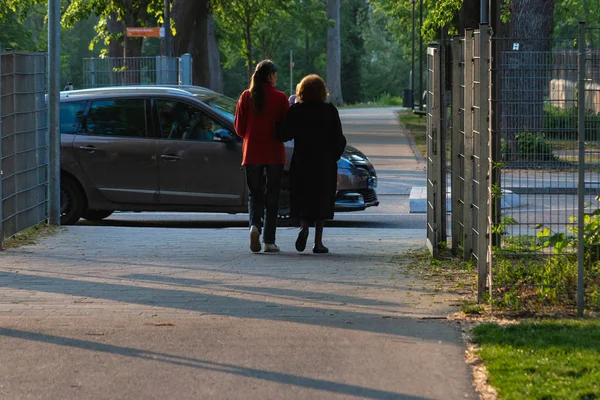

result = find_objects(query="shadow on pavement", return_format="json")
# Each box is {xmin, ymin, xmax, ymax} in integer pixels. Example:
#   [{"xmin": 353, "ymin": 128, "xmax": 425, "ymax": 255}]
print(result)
[
  {"xmin": 1, "ymin": 271, "xmax": 453, "ymax": 341},
  {"xmin": 0, "ymin": 327, "xmax": 434, "ymax": 400},
  {"xmin": 76, "ymin": 218, "xmax": 406, "ymax": 229}
]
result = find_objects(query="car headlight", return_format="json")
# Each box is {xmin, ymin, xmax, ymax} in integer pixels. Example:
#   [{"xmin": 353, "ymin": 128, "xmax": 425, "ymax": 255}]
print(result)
[{"xmin": 349, "ymin": 154, "xmax": 366, "ymax": 162}]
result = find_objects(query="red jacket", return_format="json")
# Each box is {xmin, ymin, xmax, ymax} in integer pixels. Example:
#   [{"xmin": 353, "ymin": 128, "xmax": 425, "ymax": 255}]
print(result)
[{"xmin": 234, "ymin": 84, "xmax": 289, "ymax": 165}]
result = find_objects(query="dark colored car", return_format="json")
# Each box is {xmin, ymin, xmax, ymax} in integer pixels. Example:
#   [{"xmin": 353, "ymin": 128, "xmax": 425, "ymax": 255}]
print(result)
[{"xmin": 59, "ymin": 86, "xmax": 378, "ymax": 225}]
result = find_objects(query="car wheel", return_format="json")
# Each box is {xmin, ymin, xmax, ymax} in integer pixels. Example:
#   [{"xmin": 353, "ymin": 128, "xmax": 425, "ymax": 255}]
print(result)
[
  {"xmin": 278, "ymin": 188, "xmax": 291, "ymax": 218},
  {"xmin": 60, "ymin": 177, "xmax": 86, "ymax": 225},
  {"xmin": 82, "ymin": 210, "xmax": 113, "ymax": 221}
]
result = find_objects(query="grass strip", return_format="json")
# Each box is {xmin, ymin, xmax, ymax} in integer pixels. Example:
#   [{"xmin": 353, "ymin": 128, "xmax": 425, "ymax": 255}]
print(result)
[
  {"xmin": 397, "ymin": 110, "xmax": 427, "ymax": 156},
  {"xmin": 2, "ymin": 223, "xmax": 58, "ymax": 249},
  {"xmin": 473, "ymin": 319, "xmax": 600, "ymax": 399}
]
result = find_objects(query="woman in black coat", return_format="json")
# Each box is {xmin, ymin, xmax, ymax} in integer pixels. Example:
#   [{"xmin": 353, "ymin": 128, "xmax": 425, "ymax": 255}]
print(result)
[{"xmin": 281, "ymin": 74, "xmax": 347, "ymax": 253}]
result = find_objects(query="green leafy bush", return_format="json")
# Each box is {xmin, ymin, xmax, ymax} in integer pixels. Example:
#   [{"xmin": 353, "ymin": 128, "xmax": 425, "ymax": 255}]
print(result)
[
  {"xmin": 377, "ymin": 92, "xmax": 403, "ymax": 106},
  {"xmin": 511, "ymin": 132, "xmax": 558, "ymax": 162},
  {"xmin": 493, "ymin": 204, "xmax": 600, "ymax": 311}
]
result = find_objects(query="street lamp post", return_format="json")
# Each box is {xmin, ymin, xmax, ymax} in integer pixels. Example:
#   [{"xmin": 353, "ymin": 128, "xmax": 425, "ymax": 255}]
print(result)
[
  {"xmin": 48, "ymin": 0, "xmax": 60, "ymax": 225},
  {"xmin": 418, "ymin": 0, "xmax": 423, "ymax": 111},
  {"xmin": 411, "ymin": 0, "xmax": 416, "ymax": 109}
]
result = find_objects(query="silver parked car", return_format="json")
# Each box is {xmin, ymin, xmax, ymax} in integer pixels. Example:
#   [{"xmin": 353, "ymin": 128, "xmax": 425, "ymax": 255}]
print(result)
[{"xmin": 59, "ymin": 85, "xmax": 378, "ymax": 225}]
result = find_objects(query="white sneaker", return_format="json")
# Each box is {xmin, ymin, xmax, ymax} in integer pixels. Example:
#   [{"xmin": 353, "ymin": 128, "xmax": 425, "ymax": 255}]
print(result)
[
  {"xmin": 250, "ymin": 225, "xmax": 261, "ymax": 252},
  {"xmin": 263, "ymin": 243, "xmax": 280, "ymax": 253}
]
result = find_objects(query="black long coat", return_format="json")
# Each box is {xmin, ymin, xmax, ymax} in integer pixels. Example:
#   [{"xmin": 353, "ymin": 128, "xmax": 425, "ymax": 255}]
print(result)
[{"xmin": 281, "ymin": 101, "xmax": 347, "ymax": 222}]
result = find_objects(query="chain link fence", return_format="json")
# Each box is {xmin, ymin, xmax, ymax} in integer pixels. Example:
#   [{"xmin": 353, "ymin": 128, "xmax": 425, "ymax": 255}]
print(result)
[
  {"xmin": 0, "ymin": 51, "xmax": 48, "ymax": 247},
  {"xmin": 82, "ymin": 55, "xmax": 192, "ymax": 89}
]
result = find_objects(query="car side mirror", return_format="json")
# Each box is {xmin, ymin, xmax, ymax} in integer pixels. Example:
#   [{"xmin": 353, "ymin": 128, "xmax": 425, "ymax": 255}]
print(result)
[{"xmin": 214, "ymin": 129, "xmax": 235, "ymax": 143}]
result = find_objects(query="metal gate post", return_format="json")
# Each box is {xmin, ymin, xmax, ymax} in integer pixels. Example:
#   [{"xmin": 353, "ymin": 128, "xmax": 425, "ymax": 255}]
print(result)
[
  {"xmin": 577, "ymin": 22, "xmax": 586, "ymax": 317},
  {"xmin": 451, "ymin": 37, "xmax": 463, "ymax": 255},
  {"xmin": 0, "ymin": 49, "xmax": 3, "ymax": 246},
  {"xmin": 463, "ymin": 30, "xmax": 475, "ymax": 261},
  {"xmin": 156, "ymin": 56, "xmax": 163, "ymax": 85},
  {"xmin": 179, "ymin": 53, "xmax": 192, "ymax": 85},
  {"xmin": 477, "ymin": 24, "xmax": 492, "ymax": 302},
  {"xmin": 90, "ymin": 57, "xmax": 96, "ymax": 88},
  {"xmin": 426, "ymin": 43, "xmax": 442, "ymax": 257},
  {"xmin": 439, "ymin": 37, "xmax": 448, "ymax": 247}
]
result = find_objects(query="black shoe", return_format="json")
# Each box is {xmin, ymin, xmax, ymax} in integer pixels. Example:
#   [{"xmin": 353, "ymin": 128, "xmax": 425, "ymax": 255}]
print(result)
[
  {"xmin": 295, "ymin": 227, "xmax": 309, "ymax": 252},
  {"xmin": 312, "ymin": 244, "xmax": 329, "ymax": 254}
]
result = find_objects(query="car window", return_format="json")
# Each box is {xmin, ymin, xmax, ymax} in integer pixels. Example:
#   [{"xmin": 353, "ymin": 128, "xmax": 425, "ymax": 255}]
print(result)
[
  {"xmin": 196, "ymin": 95, "xmax": 236, "ymax": 120},
  {"xmin": 60, "ymin": 101, "xmax": 85, "ymax": 134},
  {"xmin": 85, "ymin": 99, "xmax": 146, "ymax": 137},
  {"xmin": 156, "ymin": 99, "xmax": 231, "ymax": 142}
]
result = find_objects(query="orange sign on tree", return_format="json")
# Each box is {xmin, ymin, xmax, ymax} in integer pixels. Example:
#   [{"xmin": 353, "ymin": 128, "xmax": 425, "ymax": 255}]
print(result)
[{"xmin": 126, "ymin": 27, "xmax": 163, "ymax": 38}]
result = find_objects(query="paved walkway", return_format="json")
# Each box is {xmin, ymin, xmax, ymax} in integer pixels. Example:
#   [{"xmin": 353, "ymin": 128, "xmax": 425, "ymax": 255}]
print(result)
[{"xmin": 0, "ymin": 108, "xmax": 476, "ymax": 399}]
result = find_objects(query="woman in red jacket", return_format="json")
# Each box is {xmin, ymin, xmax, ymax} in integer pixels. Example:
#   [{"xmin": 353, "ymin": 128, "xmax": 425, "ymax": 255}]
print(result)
[{"xmin": 234, "ymin": 60, "xmax": 289, "ymax": 253}]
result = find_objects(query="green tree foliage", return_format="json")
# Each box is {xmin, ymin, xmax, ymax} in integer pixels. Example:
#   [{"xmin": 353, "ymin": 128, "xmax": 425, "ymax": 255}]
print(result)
[
  {"xmin": 0, "ymin": 1, "xmax": 42, "ymax": 51},
  {"xmin": 340, "ymin": 0, "xmax": 368, "ymax": 104},
  {"xmin": 62, "ymin": 0, "xmax": 164, "ymax": 58},
  {"xmin": 0, "ymin": 9, "xmax": 36, "ymax": 51},
  {"xmin": 553, "ymin": 0, "xmax": 600, "ymax": 41},
  {"xmin": 3, "ymin": 0, "xmax": 416, "ymax": 102},
  {"xmin": 212, "ymin": 0, "xmax": 290, "ymax": 83},
  {"xmin": 360, "ymin": 8, "xmax": 410, "ymax": 102}
]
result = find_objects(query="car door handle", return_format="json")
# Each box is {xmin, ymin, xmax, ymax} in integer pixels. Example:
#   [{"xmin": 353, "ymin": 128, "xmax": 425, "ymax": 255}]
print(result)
[
  {"xmin": 160, "ymin": 154, "xmax": 182, "ymax": 162},
  {"xmin": 79, "ymin": 145, "xmax": 101, "ymax": 153}
]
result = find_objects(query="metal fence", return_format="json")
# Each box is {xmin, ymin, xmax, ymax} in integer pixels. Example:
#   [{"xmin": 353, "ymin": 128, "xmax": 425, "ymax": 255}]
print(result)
[
  {"xmin": 427, "ymin": 23, "xmax": 600, "ymax": 313},
  {"xmin": 0, "ymin": 51, "xmax": 48, "ymax": 247},
  {"xmin": 428, "ymin": 27, "xmax": 492, "ymax": 301},
  {"xmin": 82, "ymin": 54, "xmax": 192, "ymax": 88}
]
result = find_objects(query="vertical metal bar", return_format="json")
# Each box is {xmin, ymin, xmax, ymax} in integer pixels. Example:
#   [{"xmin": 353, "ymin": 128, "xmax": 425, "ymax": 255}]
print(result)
[
  {"xmin": 419, "ymin": 0, "xmax": 424, "ymax": 111},
  {"xmin": 490, "ymin": 5, "xmax": 502, "ymax": 248},
  {"xmin": 180, "ymin": 53, "xmax": 192, "ymax": 85},
  {"xmin": 411, "ymin": 0, "xmax": 416, "ymax": 107},
  {"xmin": 439, "ymin": 35, "xmax": 447, "ymax": 246},
  {"xmin": 156, "ymin": 56, "xmax": 162, "ymax": 84},
  {"xmin": 48, "ymin": 0, "xmax": 61, "ymax": 225},
  {"xmin": 451, "ymin": 37, "xmax": 463, "ymax": 254},
  {"xmin": 480, "ymin": 0, "xmax": 489, "ymax": 24},
  {"xmin": 577, "ymin": 22, "xmax": 586, "ymax": 317},
  {"xmin": 478, "ymin": 24, "xmax": 492, "ymax": 302},
  {"xmin": 426, "ymin": 44, "xmax": 440, "ymax": 257},
  {"xmin": 463, "ymin": 30, "xmax": 475, "ymax": 260},
  {"xmin": 91, "ymin": 57, "xmax": 96, "ymax": 88},
  {"xmin": 0, "ymin": 49, "xmax": 3, "ymax": 246}
]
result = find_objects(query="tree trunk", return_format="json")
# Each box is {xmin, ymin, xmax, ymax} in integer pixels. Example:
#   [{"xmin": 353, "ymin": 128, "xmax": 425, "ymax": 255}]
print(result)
[
  {"xmin": 189, "ymin": 1, "xmax": 210, "ymax": 87},
  {"xmin": 172, "ymin": 0, "xmax": 213, "ymax": 88},
  {"xmin": 172, "ymin": 0, "xmax": 201, "ymax": 56},
  {"xmin": 459, "ymin": 0, "xmax": 480, "ymax": 32},
  {"xmin": 107, "ymin": 13, "xmax": 124, "ymax": 86},
  {"xmin": 326, "ymin": 0, "xmax": 343, "ymax": 106},
  {"xmin": 123, "ymin": 37, "xmax": 144, "ymax": 84},
  {"xmin": 207, "ymin": 13, "xmax": 223, "ymax": 92},
  {"xmin": 107, "ymin": 13, "xmax": 124, "ymax": 58}
]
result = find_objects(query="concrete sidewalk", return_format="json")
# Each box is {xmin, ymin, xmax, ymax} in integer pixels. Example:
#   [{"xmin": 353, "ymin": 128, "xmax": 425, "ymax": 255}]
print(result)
[{"xmin": 0, "ymin": 225, "xmax": 476, "ymax": 399}]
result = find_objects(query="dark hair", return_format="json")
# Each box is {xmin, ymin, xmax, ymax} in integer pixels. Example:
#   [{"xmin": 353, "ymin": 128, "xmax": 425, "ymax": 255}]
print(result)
[
  {"xmin": 297, "ymin": 74, "xmax": 328, "ymax": 103},
  {"xmin": 249, "ymin": 59, "xmax": 278, "ymax": 114}
]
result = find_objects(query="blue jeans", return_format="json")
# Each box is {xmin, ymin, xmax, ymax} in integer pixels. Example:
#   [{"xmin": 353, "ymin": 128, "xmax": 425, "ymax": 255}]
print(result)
[{"xmin": 245, "ymin": 164, "xmax": 283, "ymax": 244}]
